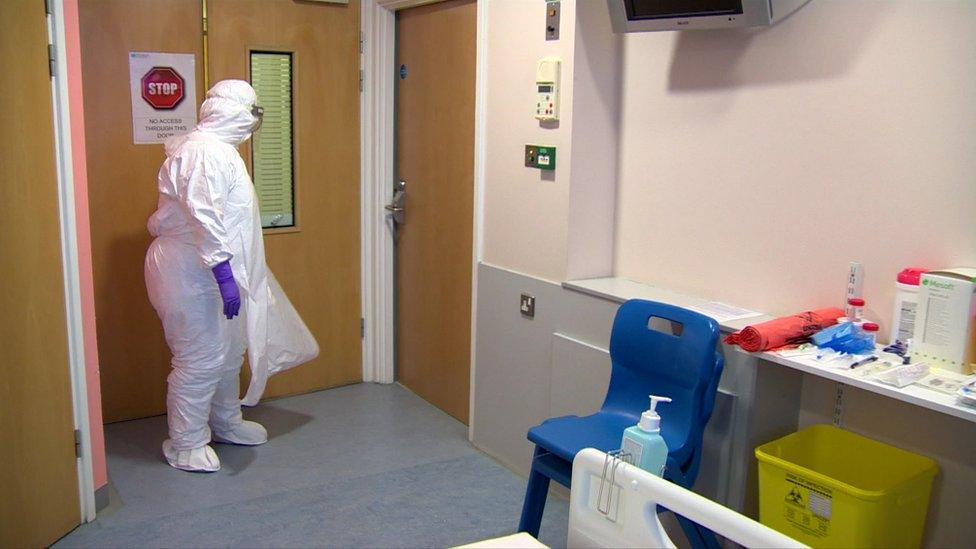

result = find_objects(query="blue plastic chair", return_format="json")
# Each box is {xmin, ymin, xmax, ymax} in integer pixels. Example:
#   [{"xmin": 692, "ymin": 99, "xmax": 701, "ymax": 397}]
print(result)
[{"xmin": 517, "ymin": 299, "xmax": 724, "ymax": 548}]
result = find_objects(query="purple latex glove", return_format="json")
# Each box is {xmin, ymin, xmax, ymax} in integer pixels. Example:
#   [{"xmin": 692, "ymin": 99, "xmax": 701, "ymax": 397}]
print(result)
[{"xmin": 212, "ymin": 260, "xmax": 241, "ymax": 319}]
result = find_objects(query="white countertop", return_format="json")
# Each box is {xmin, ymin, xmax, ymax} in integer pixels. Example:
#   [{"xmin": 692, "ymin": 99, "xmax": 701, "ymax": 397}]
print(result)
[
  {"xmin": 563, "ymin": 277, "xmax": 775, "ymax": 334},
  {"xmin": 563, "ymin": 276, "xmax": 976, "ymax": 424}
]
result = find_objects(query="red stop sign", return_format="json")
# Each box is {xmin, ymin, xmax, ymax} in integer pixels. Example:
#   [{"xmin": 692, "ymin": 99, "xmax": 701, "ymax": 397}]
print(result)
[{"xmin": 141, "ymin": 66, "xmax": 185, "ymax": 110}]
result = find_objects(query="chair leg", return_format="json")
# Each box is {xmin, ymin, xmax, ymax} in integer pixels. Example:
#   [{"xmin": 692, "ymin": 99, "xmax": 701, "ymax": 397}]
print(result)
[
  {"xmin": 674, "ymin": 513, "xmax": 721, "ymax": 549},
  {"xmin": 518, "ymin": 456, "xmax": 551, "ymax": 537},
  {"xmin": 666, "ymin": 457, "xmax": 720, "ymax": 549}
]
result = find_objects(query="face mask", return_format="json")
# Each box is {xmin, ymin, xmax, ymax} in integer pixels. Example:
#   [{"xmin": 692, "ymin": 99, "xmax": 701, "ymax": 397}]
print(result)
[{"xmin": 249, "ymin": 105, "xmax": 265, "ymax": 133}]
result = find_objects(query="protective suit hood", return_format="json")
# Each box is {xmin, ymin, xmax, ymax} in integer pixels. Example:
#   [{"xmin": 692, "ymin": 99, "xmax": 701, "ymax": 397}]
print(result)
[{"xmin": 195, "ymin": 79, "xmax": 260, "ymax": 146}]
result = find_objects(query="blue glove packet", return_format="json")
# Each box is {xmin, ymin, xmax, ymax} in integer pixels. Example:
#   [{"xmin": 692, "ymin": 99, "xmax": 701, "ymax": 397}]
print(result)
[
  {"xmin": 811, "ymin": 321, "xmax": 853, "ymax": 346},
  {"xmin": 813, "ymin": 321, "xmax": 875, "ymax": 354}
]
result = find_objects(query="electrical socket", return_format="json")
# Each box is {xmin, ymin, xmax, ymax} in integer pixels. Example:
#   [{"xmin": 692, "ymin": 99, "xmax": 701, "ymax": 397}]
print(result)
[{"xmin": 520, "ymin": 293, "xmax": 536, "ymax": 318}]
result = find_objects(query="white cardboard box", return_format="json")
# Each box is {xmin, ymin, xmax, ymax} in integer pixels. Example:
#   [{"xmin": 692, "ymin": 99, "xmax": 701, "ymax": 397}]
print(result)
[{"xmin": 913, "ymin": 268, "xmax": 976, "ymax": 374}]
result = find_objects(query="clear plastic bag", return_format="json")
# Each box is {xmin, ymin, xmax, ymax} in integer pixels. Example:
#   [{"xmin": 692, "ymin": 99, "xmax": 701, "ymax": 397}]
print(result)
[{"xmin": 243, "ymin": 270, "xmax": 319, "ymax": 405}]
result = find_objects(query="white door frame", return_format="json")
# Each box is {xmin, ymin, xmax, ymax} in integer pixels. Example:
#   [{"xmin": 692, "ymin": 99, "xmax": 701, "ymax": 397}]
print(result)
[
  {"xmin": 359, "ymin": 0, "xmax": 488, "ymax": 430},
  {"xmin": 48, "ymin": 0, "xmax": 97, "ymax": 522}
]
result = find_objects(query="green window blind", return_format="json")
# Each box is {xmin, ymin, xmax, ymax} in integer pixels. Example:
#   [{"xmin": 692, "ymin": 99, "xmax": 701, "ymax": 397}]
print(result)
[{"xmin": 250, "ymin": 52, "xmax": 295, "ymax": 228}]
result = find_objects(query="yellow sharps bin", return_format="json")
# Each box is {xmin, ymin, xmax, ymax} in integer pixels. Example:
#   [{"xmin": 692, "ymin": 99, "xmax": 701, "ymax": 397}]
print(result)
[{"xmin": 755, "ymin": 424, "xmax": 937, "ymax": 548}]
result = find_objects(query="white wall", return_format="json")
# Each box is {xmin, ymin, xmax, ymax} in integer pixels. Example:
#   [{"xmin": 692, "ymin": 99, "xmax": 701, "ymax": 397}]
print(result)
[
  {"xmin": 565, "ymin": 0, "xmax": 621, "ymax": 280},
  {"xmin": 482, "ymin": 0, "xmax": 576, "ymax": 282},
  {"xmin": 613, "ymin": 0, "xmax": 976, "ymax": 333}
]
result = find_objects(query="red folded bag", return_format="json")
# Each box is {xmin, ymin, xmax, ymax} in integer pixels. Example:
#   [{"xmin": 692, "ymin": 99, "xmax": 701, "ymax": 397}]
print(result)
[{"xmin": 724, "ymin": 308, "xmax": 845, "ymax": 352}]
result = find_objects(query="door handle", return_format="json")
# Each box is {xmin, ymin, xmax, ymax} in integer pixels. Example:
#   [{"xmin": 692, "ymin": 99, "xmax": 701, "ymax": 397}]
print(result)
[{"xmin": 386, "ymin": 179, "xmax": 406, "ymax": 224}]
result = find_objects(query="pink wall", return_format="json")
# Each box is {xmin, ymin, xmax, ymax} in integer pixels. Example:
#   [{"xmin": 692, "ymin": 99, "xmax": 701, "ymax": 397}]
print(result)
[{"xmin": 63, "ymin": 0, "xmax": 107, "ymax": 490}]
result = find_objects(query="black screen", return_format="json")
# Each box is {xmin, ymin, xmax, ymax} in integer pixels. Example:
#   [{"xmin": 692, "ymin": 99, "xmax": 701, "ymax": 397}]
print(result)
[{"xmin": 626, "ymin": 0, "xmax": 743, "ymax": 20}]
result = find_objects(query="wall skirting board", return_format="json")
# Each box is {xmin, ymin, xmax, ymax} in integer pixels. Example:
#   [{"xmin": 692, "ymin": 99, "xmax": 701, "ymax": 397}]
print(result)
[
  {"xmin": 94, "ymin": 484, "xmax": 110, "ymax": 513},
  {"xmin": 471, "ymin": 262, "xmax": 976, "ymax": 546}
]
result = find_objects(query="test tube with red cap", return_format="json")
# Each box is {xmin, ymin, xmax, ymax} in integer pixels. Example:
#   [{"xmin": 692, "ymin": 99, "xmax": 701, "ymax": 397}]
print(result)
[
  {"xmin": 847, "ymin": 297, "xmax": 865, "ymax": 322},
  {"xmin": 861, "ymin": 322, "xmax": 879, "ymax": 347}
]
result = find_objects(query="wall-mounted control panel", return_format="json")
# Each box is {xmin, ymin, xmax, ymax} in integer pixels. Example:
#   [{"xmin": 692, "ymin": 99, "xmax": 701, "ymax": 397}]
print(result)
[
  {"xmin": 525, "ymin": 145, "xmax": 556, "ymax": 171},
  {"xmin": 534, "ymin": 57, "xmax": 560, "ymax": 121}
]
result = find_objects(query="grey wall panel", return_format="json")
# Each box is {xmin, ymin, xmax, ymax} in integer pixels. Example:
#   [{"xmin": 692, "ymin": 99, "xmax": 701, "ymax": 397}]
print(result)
[
  {"xmin": 694, "ymin": 388, "xmax": 735, "ymax": 505},
  {"xmin": 471, "ymin": 262, "xmax": 800, "ymax": 514},
  {"xmin": 472, "ymin": 264, "xmax": 560, "ymax": 473},
  {"xmin": 550, "ymin": 333, "xmax": 611, "ymax": 419},
  {"xmin": 472, "ymin": 263, "xmax": 617, "ymax": 474}
]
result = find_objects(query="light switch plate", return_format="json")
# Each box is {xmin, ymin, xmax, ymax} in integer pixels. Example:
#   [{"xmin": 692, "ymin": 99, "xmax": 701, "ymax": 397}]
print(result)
[
  {"xmin": 520, "ymin": 293, "xmax": 536, "ymax": 318},
  {"xmin": 546, "ymin": 1, "xmax": 560, "ymax": 41}
]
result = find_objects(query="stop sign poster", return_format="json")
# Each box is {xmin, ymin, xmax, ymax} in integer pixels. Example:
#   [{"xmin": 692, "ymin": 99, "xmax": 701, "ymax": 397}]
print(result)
[{"xmin": 128, "ymin": 52, "xmax": 197, "ymax": 144}]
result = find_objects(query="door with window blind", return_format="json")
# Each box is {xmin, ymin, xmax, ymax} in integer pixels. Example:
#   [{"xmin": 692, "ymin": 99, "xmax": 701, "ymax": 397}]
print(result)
[
  {"xmin": 79, "ymin": 0, "xmax": 362, "ymax": 422},
  {"xmin": 209, "ymin": 0, "xmax": 363, "ymax": 400},
  {"xmin": 250, "ymin": 52, "xmax": 296, "ymax": 230}
]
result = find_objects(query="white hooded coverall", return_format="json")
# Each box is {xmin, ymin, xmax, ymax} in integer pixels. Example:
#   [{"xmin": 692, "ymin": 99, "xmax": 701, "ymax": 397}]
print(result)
[{"xmin": 145, "ymin": 80, "xmax": 317, "ymax": 471}]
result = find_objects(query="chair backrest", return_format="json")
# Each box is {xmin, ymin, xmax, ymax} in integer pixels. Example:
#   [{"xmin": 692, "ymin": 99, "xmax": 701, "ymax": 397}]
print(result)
[
  {"xmin": 603, "ymin": 299, "xmax": 722, "ymax": 452},
  {"xmin": 568, "ymin": 448, "xmax": 808, "ymax": 549}
]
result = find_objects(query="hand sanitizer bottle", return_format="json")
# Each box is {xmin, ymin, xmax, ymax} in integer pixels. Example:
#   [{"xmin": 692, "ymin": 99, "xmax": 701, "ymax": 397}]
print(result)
[{"xmin": 621, "ymin": 395, "xmax": 671, "ymax": 477}]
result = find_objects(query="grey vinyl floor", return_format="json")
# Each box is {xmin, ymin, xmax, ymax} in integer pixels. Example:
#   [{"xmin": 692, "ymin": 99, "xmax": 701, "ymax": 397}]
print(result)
[{"xmin": 55, "ymin": 383, "xmax": 569, "ymax": 548}]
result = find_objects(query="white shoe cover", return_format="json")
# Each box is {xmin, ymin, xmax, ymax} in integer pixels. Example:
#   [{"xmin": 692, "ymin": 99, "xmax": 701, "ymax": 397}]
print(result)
[
  {"xmin": 212, "ymin": 420, "xmax": 268, "ymax": 446},
  {"xmin": 162, "ymin": 439, "xmax": 221, "ymax": 472}
]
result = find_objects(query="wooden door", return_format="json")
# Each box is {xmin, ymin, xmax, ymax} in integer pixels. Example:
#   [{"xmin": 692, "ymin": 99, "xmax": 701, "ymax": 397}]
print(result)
[
  {"xmin": 0, "ymin": 1, "xmax": 81, "ymax": 545},
  {"xmin": 208, "ymin": 0, "xmax": 362, "ymax": 398},
  {"xmin": 79, "ymin": 0, "xmax": 205, "ymax": 422},
  {"xmin": 395, "ymin": 0, "xmax": 477, "ymax": 424},
  {"xmin": 79, "ymin": 0, "xmax": 362, "ymax": 422}
]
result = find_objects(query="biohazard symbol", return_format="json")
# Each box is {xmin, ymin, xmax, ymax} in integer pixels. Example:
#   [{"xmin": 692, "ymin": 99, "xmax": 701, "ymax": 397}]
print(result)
[{"xmin": 786, "ymin": 487, "xmax": 804, "ymax": 506}]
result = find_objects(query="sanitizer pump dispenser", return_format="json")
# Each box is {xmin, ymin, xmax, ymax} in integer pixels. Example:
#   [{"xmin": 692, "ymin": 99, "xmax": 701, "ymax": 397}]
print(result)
[{"xmin": 621, "ymin": 395, "xmax": 672, "ymax": 477}]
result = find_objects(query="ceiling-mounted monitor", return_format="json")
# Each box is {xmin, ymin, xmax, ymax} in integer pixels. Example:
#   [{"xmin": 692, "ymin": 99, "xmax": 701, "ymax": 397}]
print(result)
[{"xmin": 608, "ymin": 0, "xmax": 773, "ymax": 33}]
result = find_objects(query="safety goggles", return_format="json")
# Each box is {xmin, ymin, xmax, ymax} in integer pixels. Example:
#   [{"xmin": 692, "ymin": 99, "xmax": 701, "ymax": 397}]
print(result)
[{"xmin": 250, "ymin": 105, "xmax": 265, "ymax": 132}]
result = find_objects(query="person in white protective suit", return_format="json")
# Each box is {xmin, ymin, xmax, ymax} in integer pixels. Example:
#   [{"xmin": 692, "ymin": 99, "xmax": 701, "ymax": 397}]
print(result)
[{"xmin": 145, "ymin": 80, "xmax": 318, "ymax": 473}]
